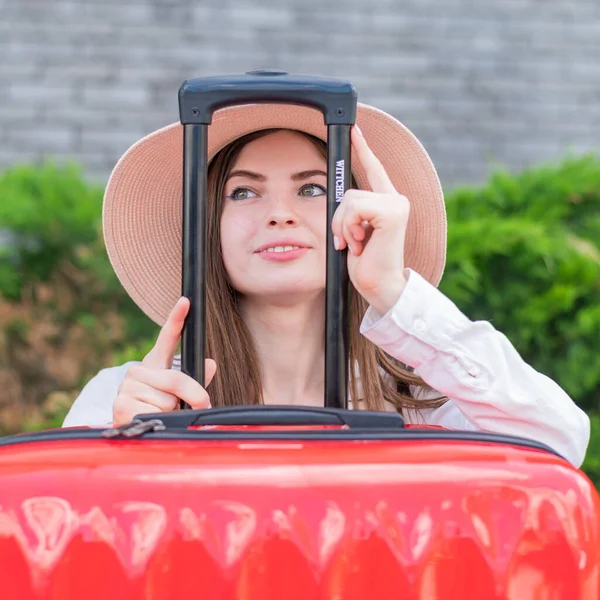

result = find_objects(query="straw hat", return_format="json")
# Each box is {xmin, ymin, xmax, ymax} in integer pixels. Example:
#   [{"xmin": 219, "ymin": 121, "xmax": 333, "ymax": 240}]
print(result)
[{"xmin": 103, "ymin": 102, "xmax": 447, "ymax": 326}]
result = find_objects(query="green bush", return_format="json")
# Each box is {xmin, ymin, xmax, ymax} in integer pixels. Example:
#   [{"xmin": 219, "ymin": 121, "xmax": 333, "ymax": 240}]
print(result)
[
  {"xmin": 0, "ymin": 161, "xmax": 157, "ymax": 344},
  {"xmin": 582, "ymin": 412, "xmax": 600, "ymax": 488},
  {"xmin": 0, "ymin": 162, "xmax": 157, "ymax": 433},
  {"xmin": 441, "ymin": 153, "xmax": 600, "ymax": 413},
  {"xmin": 0, "ymin": 162, "xmax": 103, "ymax": 299}
]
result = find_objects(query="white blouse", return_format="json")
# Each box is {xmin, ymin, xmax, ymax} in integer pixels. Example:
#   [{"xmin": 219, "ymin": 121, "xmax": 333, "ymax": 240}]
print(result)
[{"xmin": 62, "ymin": 269, "xmax": 590, "ymax": 468}]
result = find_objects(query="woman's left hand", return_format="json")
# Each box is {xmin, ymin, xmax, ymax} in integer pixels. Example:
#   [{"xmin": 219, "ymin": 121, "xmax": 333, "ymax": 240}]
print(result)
[{"xmin": 331, "ymin": 125, "xmax": 410, "ymax": 316}]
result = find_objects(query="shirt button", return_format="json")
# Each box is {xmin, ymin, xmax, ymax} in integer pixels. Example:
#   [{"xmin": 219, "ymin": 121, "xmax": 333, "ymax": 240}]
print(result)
[
  {"xmin": 468, "ymin": 366, "xmax": 480, "ymax": 378},
  {"xmin": 414, "ymin": 319, "xmax": 427, "ymax": 333}
]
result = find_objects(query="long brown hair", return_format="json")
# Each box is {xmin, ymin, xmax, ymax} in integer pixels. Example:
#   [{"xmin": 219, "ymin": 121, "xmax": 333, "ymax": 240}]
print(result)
[{"xmin": 204, "ymin": 128, "xmax": 446, "ymax": 413}]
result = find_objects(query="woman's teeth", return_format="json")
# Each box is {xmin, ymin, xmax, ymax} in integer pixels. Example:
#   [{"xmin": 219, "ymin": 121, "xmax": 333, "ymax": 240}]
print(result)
[{"xmin": 263, "ymin": 246, "xmax": 301, "ymax": 253}]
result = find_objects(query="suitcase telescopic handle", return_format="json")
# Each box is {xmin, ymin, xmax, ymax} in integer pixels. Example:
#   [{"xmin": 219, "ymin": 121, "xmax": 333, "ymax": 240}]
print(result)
[{"xmin": 179, "ymin": 71, "xmax": 357, "ymax": 410}]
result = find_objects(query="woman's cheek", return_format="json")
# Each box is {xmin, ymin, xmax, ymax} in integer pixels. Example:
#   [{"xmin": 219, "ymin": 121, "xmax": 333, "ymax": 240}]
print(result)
[{"xmin": 220, "ymin": 211, "xmax": 258, "ymax": 289}]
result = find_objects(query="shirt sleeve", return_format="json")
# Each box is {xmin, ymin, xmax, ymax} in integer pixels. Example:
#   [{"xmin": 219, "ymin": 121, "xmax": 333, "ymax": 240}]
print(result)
[
  {"xmin": 62, "ymin": 362, "xmax": 139, "ymax": 428},
  {"xmin": 360, "ymin": 268, "xmax": 591, "ymax": 468}
]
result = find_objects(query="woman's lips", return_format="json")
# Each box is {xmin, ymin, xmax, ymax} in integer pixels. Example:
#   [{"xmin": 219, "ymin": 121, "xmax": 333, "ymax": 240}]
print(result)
[{"xmin": 257, "ymin": 247, "xmax": 311, "ymax": 262}]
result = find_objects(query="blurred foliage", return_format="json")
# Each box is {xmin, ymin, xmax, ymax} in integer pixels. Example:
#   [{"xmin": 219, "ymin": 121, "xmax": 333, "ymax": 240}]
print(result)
[
  {"xmin": 582, "ymin": 413, "xmax": 600, "ymax": 488},
  {"xmin": 439, "ymin": 154, "xmax": 600, "ymax": 414},
  {"xmin": 0, "ymin": 162, "xmax": 101, "ymax": 300},
  {"xmin": 0, "ymin": 162, "xmax": 158, "ymax": 433},
  {"xmin": 0, "ymin": 155, "xmax": 599, "ymax": 489},
  {"xmin": 0, "ymin": 162, "xmax": 156, "ymax": 339}
]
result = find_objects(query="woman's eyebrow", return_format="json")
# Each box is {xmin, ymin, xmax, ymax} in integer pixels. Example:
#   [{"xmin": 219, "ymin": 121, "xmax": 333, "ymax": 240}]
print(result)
[
  {"xmin": 227, "ymin": 169, "xmax": 327, "ymax": 182},
  {"xmin": 227, "ymin": 169, "xmax": 266, "ymax": 182},
  {"xmin": 291, "ymin": 169, "xmax": 327, "ymax": 181}
]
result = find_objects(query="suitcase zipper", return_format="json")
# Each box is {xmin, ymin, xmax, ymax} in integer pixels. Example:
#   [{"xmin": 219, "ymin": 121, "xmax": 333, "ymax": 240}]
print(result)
[{"xmin": 102, "ymin": 418, "xmax": 166, "ymax": 439}]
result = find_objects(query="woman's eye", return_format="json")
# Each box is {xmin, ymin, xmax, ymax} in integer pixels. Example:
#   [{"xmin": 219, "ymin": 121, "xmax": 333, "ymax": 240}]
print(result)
[
  {"xmin": 228, "ymin": 187, "xmax": 257, "ymax": 201},
  {"xmin": 299, "ymin": 183, "xmax": 326, "ymax": 197}
]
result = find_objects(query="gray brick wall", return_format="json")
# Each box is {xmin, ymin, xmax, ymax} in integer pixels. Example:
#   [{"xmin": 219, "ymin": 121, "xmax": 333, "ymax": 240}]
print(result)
[{"xmin": 0, "ymin": 0, "xmax": 599, "ymax": 190}]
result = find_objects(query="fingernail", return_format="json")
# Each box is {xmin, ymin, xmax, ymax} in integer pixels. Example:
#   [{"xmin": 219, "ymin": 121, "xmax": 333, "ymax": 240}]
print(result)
[
  {"xmin": 333, "ymin": 236, "xmax": 340, "ymax": 250},
  {"xmin": 348, "ymin": 245, "xmax": 355, "ymax": 255},
  {"xmin": 355, "ymin": 124, "xmax": 363, "ymax": 137}
]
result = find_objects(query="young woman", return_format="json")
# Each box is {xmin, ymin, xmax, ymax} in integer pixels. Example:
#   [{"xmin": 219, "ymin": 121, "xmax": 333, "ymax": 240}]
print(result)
[{"xmin": 62, "ymin": 102, "xmax": 590, "ymax": 468}]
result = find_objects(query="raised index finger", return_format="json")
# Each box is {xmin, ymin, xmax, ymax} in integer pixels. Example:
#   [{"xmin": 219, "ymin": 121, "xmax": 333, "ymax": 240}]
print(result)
[
  {"xmin": 142, "ymin": 296, "xmax": 190, "ymax": 369},
  {"xmin": 351, "ymin": 125, "xmax": 397, "ymax": 195}
]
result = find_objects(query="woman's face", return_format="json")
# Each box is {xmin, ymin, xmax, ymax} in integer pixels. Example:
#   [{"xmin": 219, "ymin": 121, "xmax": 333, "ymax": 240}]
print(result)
[{"xmin": 220, "ymin": 130, "xmax": 328, "ymax": 300}]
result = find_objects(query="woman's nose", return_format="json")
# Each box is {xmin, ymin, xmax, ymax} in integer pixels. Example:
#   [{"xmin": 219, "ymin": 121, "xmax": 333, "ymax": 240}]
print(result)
[
  {"xmin": 266, "ymin": 196, "xmax": 298, "ymax": 227},
  {"xmin": 268, "ymin": 214, "xmax": 298, "ymax": 227}
]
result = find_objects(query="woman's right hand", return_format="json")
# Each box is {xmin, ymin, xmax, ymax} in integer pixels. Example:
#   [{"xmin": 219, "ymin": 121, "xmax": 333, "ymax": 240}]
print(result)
[{"xmin": 113, "ymin": 297, "xmax": 217, "ymax": 426}]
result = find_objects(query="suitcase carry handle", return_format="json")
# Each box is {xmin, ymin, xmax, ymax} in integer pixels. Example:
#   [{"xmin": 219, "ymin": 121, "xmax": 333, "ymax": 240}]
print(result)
[
  {"xmin": 134, "ymin": 405, "xmax": 405, "ymax": 429},
  {"xmin": 179, "ymin": 70, "xmax": 357, "ymax": 410},
  {"xmin": 179, "ymin": 70, "xmax": 357, "ymax": 126}
]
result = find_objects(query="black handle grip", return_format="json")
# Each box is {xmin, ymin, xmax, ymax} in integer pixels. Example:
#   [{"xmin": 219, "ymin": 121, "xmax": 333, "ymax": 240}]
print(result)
[
  {"xmin": 179, "ymin": 70, "xmax": 357, "ymax": 125},
  {"xmin": 134, "ymin": 406, "xmax": 405, "ymax": 429}
]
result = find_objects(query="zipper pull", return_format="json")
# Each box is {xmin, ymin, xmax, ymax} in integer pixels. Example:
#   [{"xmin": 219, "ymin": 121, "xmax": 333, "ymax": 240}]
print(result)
[{"xmin": 102, "ymin": 418, "xmax": 166, "ymax": 439}]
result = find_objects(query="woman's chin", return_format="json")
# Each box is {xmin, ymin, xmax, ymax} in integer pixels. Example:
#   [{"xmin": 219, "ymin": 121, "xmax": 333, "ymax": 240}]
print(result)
[{"xmin": 239, "ymin": 280, "xmax": 325, "ymax": 305}]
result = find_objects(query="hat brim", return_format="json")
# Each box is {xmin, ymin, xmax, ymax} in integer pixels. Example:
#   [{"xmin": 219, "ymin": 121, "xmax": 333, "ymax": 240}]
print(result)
[{"xmin": 103, "ymin": 102, "xmax": 446, "ymax": 326}]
